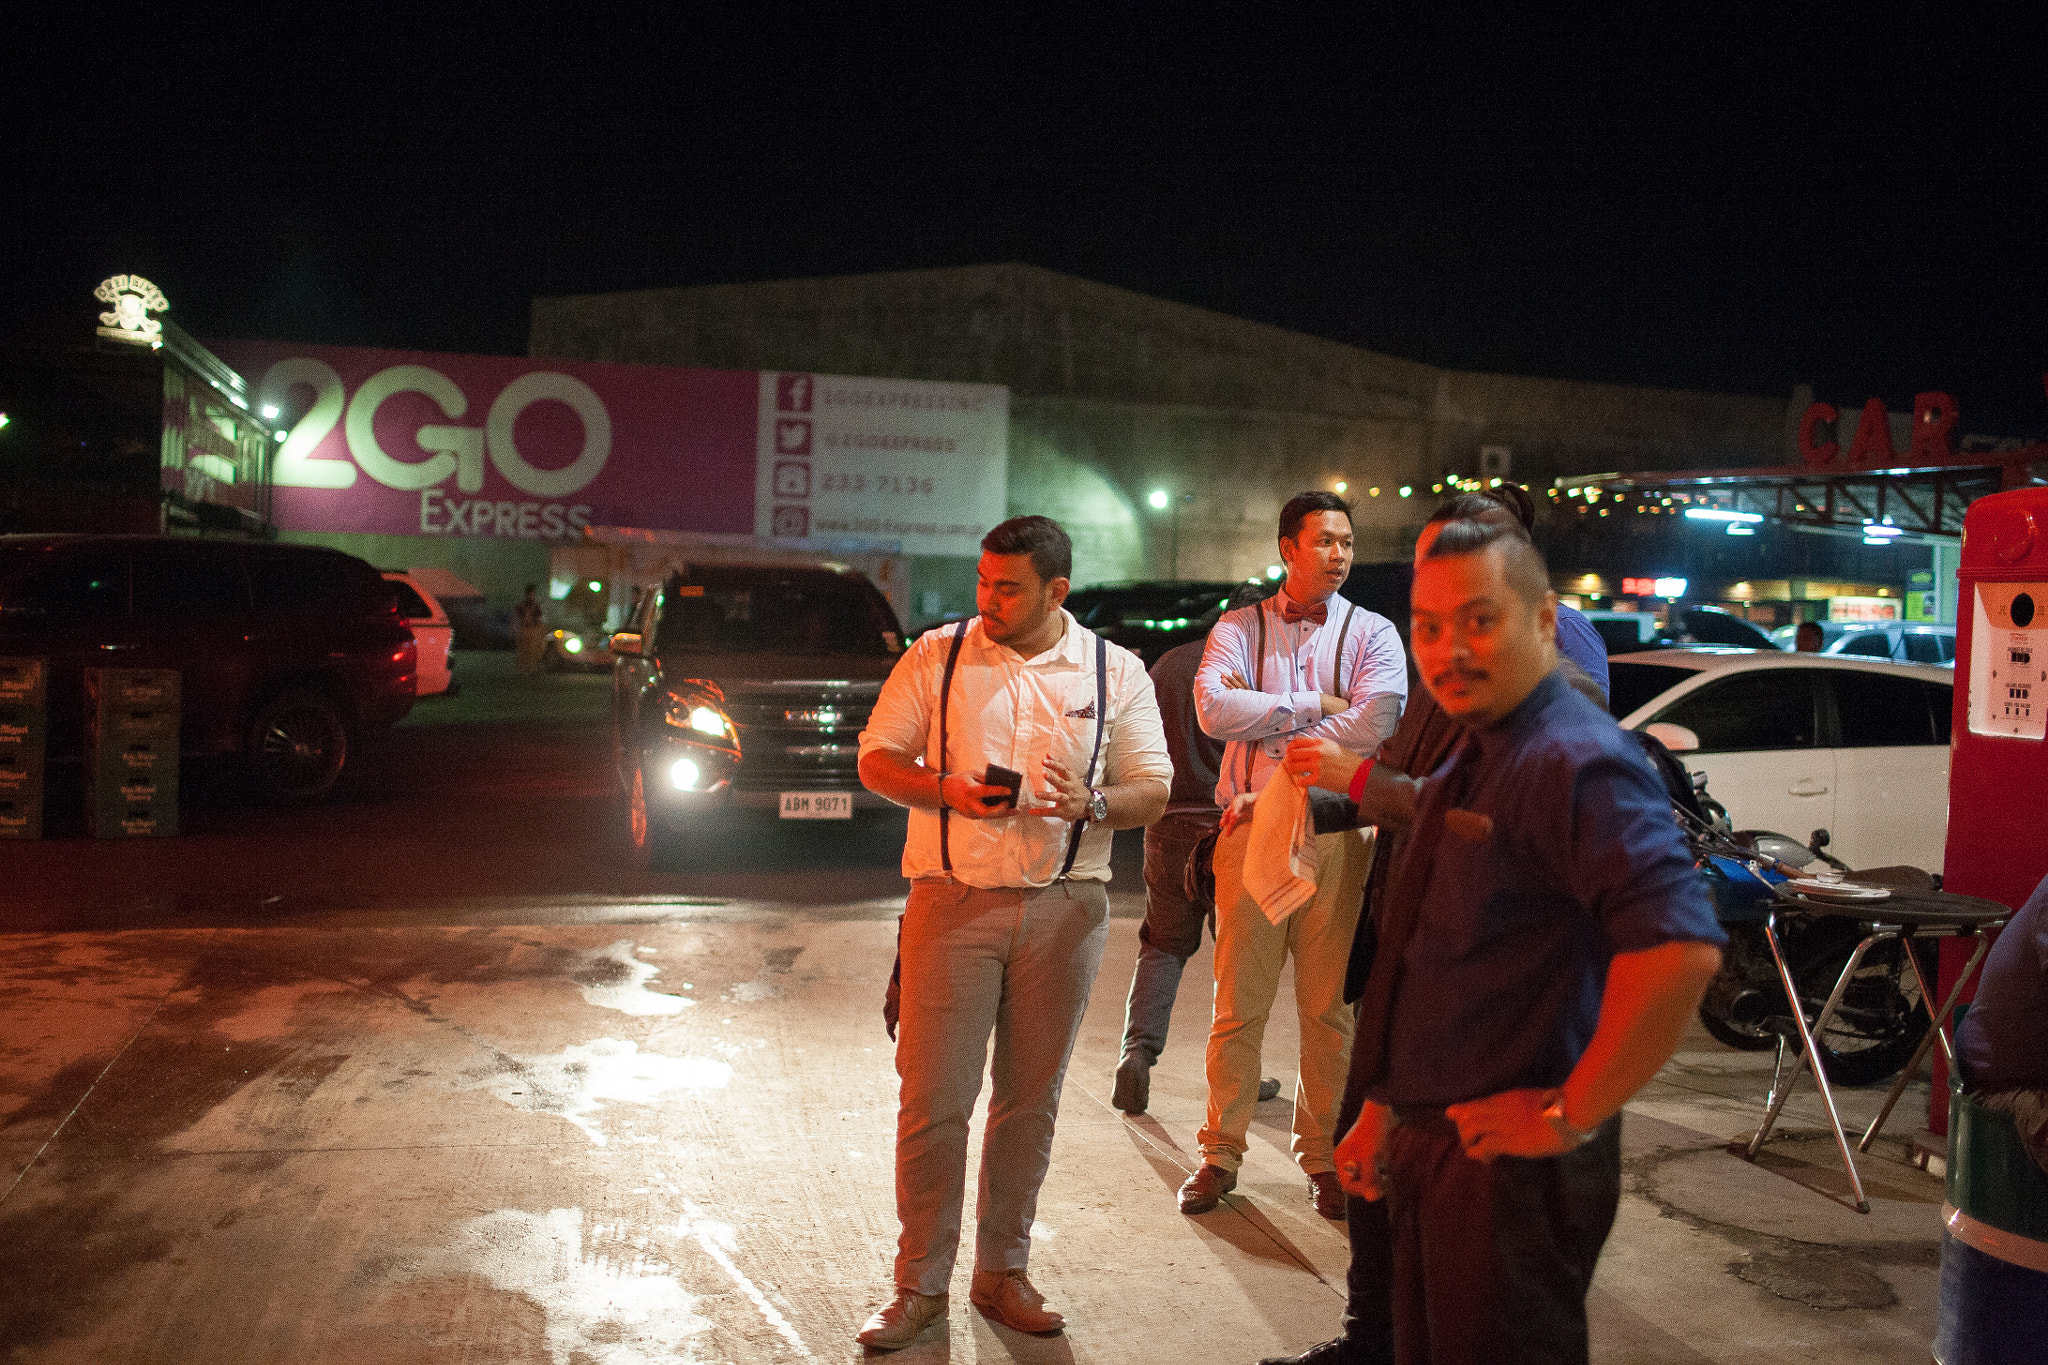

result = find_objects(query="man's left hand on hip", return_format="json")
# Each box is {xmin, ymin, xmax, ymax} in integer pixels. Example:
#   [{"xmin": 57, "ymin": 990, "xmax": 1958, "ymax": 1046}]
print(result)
[{"xmin": 1445, "ymin": 1088, "xmax": 1579, "ymax": 1162}]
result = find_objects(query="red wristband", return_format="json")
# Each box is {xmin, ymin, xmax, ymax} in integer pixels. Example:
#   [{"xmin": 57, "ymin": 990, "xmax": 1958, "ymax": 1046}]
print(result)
[{"xmin": 1346, "ymin": 759, "xmax": 1375, "ymax": 803}]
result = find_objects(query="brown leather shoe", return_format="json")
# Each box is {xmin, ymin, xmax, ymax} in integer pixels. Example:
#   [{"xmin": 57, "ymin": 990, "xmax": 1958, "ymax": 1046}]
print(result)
[
  {"xmin": 969, "ymin": 1268, "xmax": 1064, "ymax": 1334},
  {"xmin": 1308, "ymin": 1170, "xmax": 1346, "ymax": 1219},
  {"xmin": 1177, "ymin": 1162, "xmax": 1238, "ymax": 1213},
  {"xmin": 855, "ymin": 1287, "xmax": 948, "ymax": 1350}
]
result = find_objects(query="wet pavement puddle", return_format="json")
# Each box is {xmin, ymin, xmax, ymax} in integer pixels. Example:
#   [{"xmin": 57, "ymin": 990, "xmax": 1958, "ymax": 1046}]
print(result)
[{"xmin": 471, "ymin": 1039, "xmax": 733, "ymax": 1146}]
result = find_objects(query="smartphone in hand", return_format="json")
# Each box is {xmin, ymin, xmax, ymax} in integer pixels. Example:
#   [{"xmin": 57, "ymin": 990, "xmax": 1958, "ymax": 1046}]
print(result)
[{"xmin": 982, "ymin": 764, "xmax": 1023, "ymax": 807}]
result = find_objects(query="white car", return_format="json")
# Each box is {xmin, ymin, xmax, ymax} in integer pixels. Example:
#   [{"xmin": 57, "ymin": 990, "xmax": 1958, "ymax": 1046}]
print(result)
[
  {"xmin": 1767, "ymin": 620, "xmax": 1957, "ymax": 666},
  {"xmin": 1608, "ymin": 648, "xmax": 1953, "ymax": 872},
  {"xmin": 382, "ymin": 571, "xmax": 456, "ymax": 696}
]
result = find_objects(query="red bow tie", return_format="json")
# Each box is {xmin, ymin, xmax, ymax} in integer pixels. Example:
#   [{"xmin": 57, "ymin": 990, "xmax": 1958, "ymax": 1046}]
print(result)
[{"xmin": 1279, "ymin": 597, "xmax": 1327, "ymax": 626}]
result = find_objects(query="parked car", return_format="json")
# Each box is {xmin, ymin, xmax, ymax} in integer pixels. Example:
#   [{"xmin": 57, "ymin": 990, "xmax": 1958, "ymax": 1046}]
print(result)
[
  {"xmin": 609, "ymin": 562, "xmax": 904, "ymax": 865},
  {"xmin": 1676, "ymin": 605, "xmax": 1777, "ymax": 650},
  {"xmin": 382, "ymin": 571, "xmax": 456, "ymax": 696},
  {"xmin": 1063, "ymin": 580, "xmax": 1239, "ymax": 665},
  {"xmin": 1766, "ymin": 619, "xmax": 1954, "ymax": 665},
  {"xmin": 1582, "ymin": 610, "xmax": 1662, "ymax": 654},
  {"xmin": 0, "ymin": 534, "xmax": 416, "ymax": 804},
  {"xmin": 1821, "ymin": 621, "xmax": 1957, "ymax": 666},
  {"xmin": 1607, "ymin": 648, "xmax": 1953, "ymax": 872}
]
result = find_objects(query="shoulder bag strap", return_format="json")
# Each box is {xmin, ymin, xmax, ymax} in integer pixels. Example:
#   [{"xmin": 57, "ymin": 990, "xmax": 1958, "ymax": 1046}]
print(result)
[
  {"xmin": 1058, "ymin": 633, "xmax": 1110, "ymax": 878},
  {"xmin": 937, "ymin": 619, "xmax": 970, "ymax": 873}
]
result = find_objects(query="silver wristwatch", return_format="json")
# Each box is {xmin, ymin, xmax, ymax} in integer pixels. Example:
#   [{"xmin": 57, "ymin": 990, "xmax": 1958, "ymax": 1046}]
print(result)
[
  {"xmin": 1540, "ymin": 1088, "xmax": 1597, "ymax": 1147},
  {"xmin": 1088, "ymin": 788, "xmax": 1109, "ymax": 822}
]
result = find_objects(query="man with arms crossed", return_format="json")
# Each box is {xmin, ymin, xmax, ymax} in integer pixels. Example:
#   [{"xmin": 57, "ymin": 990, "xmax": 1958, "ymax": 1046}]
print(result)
[
  {"xmin": 855, "ymin": 515, "xmax": 1172, "ymax": 1350},
  {"xmin": 1297, "ymin": 518, "xmax": 1722, "ymax": 1363},
  {"xmin": 1182, "ymin": 491, "xmax": 1406, "ymax": 1220}
]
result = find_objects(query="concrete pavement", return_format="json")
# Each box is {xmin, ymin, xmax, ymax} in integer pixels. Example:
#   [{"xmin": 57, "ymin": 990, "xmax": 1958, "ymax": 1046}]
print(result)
[
  {"xmin": 3, "ymin": 907, "xmax": 1946, "ymax": 1363},
  {"xmin": 0, "ymin": 652, "xmax": 1951, "ymax": 1361}
]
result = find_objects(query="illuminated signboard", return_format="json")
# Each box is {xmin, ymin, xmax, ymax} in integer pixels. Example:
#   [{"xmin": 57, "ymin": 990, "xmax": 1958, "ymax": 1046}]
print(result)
[
  {"xmin": 94, "ymin": 274, "xmax": 168, "ymax": 346},
  {"xmin": 207, "ymin": 342, "xmax": 1009, "ymax": 556},
  {"xmin": 1621, "ymin": 577, "xmax": 1688, "ymax": 599}
]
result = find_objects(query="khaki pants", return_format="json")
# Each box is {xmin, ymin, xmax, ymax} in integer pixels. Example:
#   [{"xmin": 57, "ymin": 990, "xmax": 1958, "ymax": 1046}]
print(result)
[
  {"xmin": 1198, "ymin": 823, "xmax": 1372, "ymax": 1175},
  {"xmin": 892, "ymin": 877, "xmax": 1110, "ymax": 1297}
]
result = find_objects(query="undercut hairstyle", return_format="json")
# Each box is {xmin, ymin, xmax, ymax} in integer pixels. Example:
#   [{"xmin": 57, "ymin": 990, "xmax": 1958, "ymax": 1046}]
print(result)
[
  {"xmin": 1279, "ymin": 490, "xmax": 1354, "ymax": 543},
  {"xmin": 1427, "ymin": 483, "xmax": 1537, "ymax": 533},
  {"xmin": 1421, "ymin": 517, "xmax": 1553, "ymax": 609},
  {"xmin": 982, "ymin": 515, "xmax": 1073, "ymax": 585}
]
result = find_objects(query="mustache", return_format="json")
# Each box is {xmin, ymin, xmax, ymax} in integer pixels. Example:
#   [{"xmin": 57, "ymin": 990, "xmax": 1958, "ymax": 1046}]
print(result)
[{"xmin": 1429, "ymin": 665, "xmax": 1490, "ymax": 691}]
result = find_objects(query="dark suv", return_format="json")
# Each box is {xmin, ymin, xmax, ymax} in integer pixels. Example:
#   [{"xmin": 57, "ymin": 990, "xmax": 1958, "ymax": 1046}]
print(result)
[
  {"xmin": 609, "ymin": 562, "xmax": 904, "ymax": 864},
  {"xmin": 0, "ymin": 534, "xmax": 416, "ymax": 804}
]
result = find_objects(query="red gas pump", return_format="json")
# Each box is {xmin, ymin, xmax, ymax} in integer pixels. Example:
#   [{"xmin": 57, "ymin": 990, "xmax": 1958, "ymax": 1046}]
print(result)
[{"xmin": 1934, "ymin": 484, "xmax": 2048, "ymax": 1132}]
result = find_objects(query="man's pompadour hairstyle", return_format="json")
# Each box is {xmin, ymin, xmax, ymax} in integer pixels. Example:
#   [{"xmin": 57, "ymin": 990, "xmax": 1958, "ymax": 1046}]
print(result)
[
  {"xmin": 981, "ymin": 515, "xmax": 1073, "ymax": 585},
  {"xmin": 1278, "ymin": 490, "xmax": 1353, "ymax": 543},
  {"xmin": 1421, "ymin": 517, "xmax": 1553, "ymax": 608}
]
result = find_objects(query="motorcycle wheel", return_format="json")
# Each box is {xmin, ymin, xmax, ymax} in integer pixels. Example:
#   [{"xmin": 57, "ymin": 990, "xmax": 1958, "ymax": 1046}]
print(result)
[
  {"xmin": 1696, "ymin": 926, "xmax": 1931, "ymax": 1084},
  {"xmin": 1698, "ymin": 999, "xmax": 1776, "ymax": 1051},
  {"xmin": 1808, "ymin": 938, "xmax": 1930, "ymax": 1087}
]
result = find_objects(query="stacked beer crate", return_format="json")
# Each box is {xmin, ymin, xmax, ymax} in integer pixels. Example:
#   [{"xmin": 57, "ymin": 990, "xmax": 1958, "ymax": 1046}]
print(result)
[
  {"xmin": 0, "ymin": 658, "xmax": 46, "ymax": 839},
  {"xmin": 86, "ymin": 667, "xmax": 180, "ymax": 838}
]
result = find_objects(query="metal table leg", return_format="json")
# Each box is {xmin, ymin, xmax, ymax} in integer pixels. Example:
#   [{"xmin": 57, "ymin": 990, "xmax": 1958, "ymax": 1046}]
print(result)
[
  {"xmin": 1741, "ymin": 908, "xmax": 1875, "ymax": 1213},
  {"xmin": 1859, "ymin": 927, "xmax": 1993, "ymax": 1153}
]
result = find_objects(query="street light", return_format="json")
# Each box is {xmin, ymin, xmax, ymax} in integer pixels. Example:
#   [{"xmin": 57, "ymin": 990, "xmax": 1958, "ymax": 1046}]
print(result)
[{"xmin": 1149, "ymin": 489, "xmax": 1192, "ymax": 576}]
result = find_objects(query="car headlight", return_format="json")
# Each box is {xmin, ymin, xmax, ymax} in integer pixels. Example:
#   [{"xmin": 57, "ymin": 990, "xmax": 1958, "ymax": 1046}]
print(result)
[
  {"xmin": 669, "ymin": 757, "xmax": 702, "ymax": 790},
  {"xmin": 563, "ymin": 635, "xmax": 585, "ymax": 654},
  {"xmin": 663, "ymin": 695, "xmax": 738, "ymax": 750}
]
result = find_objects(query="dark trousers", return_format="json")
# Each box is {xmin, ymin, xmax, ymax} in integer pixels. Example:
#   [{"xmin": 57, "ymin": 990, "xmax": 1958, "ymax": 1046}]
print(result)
[
  {"xmin": 1335, "ymin": 1090, "xmax": 1396, "ymax": 1361},
  {"xmin": 1381, "ymin": 1110, "xmax": 1622, "ymax": 1365}
]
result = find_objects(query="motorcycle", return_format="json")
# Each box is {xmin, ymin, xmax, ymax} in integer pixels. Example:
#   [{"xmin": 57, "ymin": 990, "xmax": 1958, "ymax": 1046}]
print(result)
[{"xmin": 1637, "ymin": 734, "xmax": 1933, "ymax": 1088}]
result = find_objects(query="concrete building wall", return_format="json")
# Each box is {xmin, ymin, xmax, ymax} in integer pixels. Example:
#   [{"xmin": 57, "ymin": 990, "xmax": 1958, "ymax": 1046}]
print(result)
[{"xmin": 530, "ymin": 264, "xmax": 1794, "ymax": 616}]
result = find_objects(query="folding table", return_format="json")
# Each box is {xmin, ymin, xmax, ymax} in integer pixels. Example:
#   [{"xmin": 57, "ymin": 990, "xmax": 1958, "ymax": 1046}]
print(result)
[{"xmin": 1738, "ymin": 880, "xmax": 2009, "ymax": 1213}]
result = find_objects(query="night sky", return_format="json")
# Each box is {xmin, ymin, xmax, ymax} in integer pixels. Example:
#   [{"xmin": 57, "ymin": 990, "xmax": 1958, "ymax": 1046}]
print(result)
[{"xmin": 9, "ymin": 9, "xmax": 2046, "ymax": 434}]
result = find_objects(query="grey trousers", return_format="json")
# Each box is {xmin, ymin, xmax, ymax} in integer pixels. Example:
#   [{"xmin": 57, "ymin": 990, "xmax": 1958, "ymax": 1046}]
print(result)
[
  {"xmin": 1119, "ymin": 811, "xmax": 1215, "ymax": 1065},
  {"xmin": 892, "ymin": 876, "xmax": 1110, "ymax": 1296}
]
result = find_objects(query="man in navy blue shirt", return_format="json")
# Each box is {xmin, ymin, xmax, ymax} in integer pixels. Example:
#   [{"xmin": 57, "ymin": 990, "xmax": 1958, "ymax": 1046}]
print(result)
[{"xmin": 1300, "ymin": 519, "xmax": 1723, "ymax": 1364}]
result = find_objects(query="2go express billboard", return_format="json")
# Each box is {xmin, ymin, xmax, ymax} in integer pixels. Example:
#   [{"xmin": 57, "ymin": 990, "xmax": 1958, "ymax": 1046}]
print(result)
[{"xmin": 210, "ymin": 341, "xmax": 1008, "ymax": 558}]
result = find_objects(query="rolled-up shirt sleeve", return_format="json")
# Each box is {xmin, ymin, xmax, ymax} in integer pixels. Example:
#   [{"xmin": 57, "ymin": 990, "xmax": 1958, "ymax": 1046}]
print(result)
[
  {"xmin": 1299, "ymin": 614, "xmax": 1408, "ymax": 758},
  {"xmin": 1194, "ymin": 607, "xmax": 1320, "ymax": 741},
  {"xmin": 1104, "ymin": 650, "xmax": 1174, "ymax": 791},
  {"xmin": 1555, "ymin": 750, "xmax": 1725, "ymax": 953},
  {"xmin": 858, "ymin": 634, "xmax": 937, "ymax": 765}
]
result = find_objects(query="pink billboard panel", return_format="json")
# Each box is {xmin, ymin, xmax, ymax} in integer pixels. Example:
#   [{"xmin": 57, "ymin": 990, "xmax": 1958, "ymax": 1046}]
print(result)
[{"xmin": 209, "ymin": 341, "xmax": 760, "ymax": 538}]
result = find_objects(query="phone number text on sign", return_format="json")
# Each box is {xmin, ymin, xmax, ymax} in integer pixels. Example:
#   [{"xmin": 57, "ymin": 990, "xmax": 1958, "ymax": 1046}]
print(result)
[{"xmin": 818, "ymin": 473, "xmax": 937, "ymax": 496}]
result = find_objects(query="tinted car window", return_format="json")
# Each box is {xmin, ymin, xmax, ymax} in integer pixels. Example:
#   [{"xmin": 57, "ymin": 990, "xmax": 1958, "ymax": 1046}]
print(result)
[
  {"xmin": 1901, "ymin": 632, "xmax": 1949, "ymax": 664},
  {"xmin": 1, "ymin": 546, "xmax": 129, "ymax": 618},
  {"xmin": 247, "ymin": 550, "xmax": 379, "ymax": 611},
  {"xmin": 1590, "ymin": 618, "xmax": 1651, "ymax": 654},
  {"xmin": 1839, "ymin": 632, "xmax": 1895, "ymax": 658},
  {"xmin": 1830, "ymin": 669, "xmax": 1939, "ymax": 747},
  {"xmin": 656, "ymin": 574, "xmax": 895, "ymax": 655},
  {"xmin": 1653, "ymin": 669, "xmax": 1821, "ymax": 751},
  {"xmin": 132, "ymin": 544, "xmax": 251, "ymax": 616},
  {"xmin": 388, "ymin": 581, "xmax": 432, "ymax": 619},
  {"xmin": 1607, "ymin": 662, "xmax": 1694, "ymax": 720}
]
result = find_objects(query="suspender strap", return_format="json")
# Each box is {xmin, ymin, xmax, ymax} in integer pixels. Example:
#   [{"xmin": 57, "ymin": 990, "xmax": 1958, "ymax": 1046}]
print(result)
[
  {"xmin": 1239, "ymin": 600, "xmax": 1268, "ymax": 794},
  {"xmin": 1332, "ymin": 600, "xmax": 1358, "ymax": 697},
  {"xmin": 1058, "ymin": 633, "xmax": 1110, "ymax": 878},
  {"xmin": 935, "ymin": 619, "xmax": 970, "ymax": 873}
]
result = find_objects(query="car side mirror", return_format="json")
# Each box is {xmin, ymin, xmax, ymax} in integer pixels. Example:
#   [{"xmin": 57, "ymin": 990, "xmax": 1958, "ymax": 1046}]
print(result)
[
  {"xmin": 1643, "ymin": 721, "xmax": 1700, "ymax": 754},
  {"xmin": 609, "ymin": 631, "xmax": 643, "ymax": 657}
]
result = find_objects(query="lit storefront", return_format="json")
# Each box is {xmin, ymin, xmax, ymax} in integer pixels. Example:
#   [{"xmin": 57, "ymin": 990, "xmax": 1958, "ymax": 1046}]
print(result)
[{"xmin": 0, "ymin": 276, "xmax": 273, "ymax": 536}]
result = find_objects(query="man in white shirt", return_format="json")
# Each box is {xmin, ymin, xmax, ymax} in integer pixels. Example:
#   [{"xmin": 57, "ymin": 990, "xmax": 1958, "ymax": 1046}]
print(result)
[
  {"xmin": 1182, "ymin": 491, "xmax": 1407, "ymax": 1221},
  {"xmin": 854, "ymin": 515, "xmax": 1174, "ymax": 1350}
]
